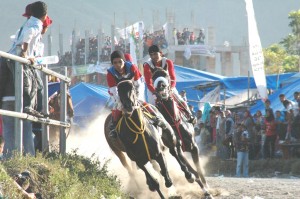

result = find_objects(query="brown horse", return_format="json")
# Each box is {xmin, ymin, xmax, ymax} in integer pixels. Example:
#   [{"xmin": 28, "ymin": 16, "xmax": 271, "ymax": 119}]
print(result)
[
  {"xmin": 48, "ymin": 92, "xmax": 74, "ymax": 150},
  {"xmin": 104, "ymin": 80, "xmax": 181, "ymax": 199},
  {"xmin": 152, "ymin": 69, "xmax": 212, "ymax": 198}
]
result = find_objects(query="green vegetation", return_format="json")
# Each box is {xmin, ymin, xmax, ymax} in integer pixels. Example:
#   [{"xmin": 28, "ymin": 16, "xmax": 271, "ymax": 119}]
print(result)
[
  {"xmin": 0, "ymin": 150, "xmax": 127, "ymax": 199},
  {"xmin": 264, "ymin": 9, "xmax": 300, "ymax": 74}
]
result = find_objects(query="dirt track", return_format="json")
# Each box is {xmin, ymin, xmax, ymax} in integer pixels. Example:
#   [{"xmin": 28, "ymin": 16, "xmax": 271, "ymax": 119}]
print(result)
[{"xmin": 67, "ymin": 114, "xmax": 300, "ymax": 199}]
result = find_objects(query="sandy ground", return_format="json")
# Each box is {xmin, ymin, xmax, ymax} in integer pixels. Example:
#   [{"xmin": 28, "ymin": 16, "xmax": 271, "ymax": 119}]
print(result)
[{"xmin": 66, "ymin": 113, "xmax": 300, "ymax": 199}]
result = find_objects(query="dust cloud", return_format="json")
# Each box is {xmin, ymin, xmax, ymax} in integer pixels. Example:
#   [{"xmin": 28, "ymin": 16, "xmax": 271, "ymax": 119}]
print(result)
[{"xmin": 66, "ymin": 110, "xmax": 217, "ymax": 198}]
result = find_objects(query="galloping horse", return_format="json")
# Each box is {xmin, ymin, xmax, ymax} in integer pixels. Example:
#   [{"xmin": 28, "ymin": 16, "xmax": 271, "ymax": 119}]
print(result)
[
  {"xmin": 152, "ymin": 69, "xmax": 211, "ymax": 197},
  {"xmin": 104, "ymin": 80, "xmax": 180, "ymax": 199}
]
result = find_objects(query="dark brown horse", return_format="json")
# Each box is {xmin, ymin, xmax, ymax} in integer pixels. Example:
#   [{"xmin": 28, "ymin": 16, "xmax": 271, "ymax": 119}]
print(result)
[
  {"xmin": 104, "ymin": 80, "xmax": 180, "ymax": 199},
  {"xmin": 152, "ymin": 69, "xmax": 212, "ymax": 198}
]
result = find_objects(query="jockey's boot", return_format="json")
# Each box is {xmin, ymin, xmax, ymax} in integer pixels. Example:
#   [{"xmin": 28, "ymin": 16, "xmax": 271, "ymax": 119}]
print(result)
[
  {"xmin": 153, "ymin": 116, "xmax": 168, "ymax": 130},
  {"xmin": 142, "ymin": 102, "xmax": 168, "ymax": 130},
  {"xmin": 109, "ymin": 109, "xmax": 122, "ymax": 139},
  {"xmin": 177, "ymin": 100, "xmax": 196, "ymax": 124}
]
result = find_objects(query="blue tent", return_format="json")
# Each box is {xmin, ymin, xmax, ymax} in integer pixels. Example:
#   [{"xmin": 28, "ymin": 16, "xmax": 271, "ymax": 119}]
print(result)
[
  {"xmin": 174, "ymin": 65, "xmax": 295, "ymax": 109},
  {"xmin": 70, "ymin": 82, "xmax": 110, "ymax": 126},
  {"xmin": 48, "ymin": 82, "xmax": 60, "ymax": 96},
  {"xmin": 250, "ymin": 78, "xmax": 300, "ymax": 115}
]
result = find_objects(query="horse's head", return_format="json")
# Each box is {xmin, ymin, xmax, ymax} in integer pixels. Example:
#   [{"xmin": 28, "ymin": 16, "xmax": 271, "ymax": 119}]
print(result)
[
  {"xmin": 152, "ymin": 68, "xmax": 171, "ymax": 100},
  {"xmin": 117, "ymin": 80, "xmax": 138, "ymax": 116}
]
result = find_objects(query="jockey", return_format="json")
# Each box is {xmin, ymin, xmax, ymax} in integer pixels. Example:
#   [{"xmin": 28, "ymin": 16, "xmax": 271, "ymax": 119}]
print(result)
[
  {"xmin": 143, "ymin": 45, "xmax": 195, "ymax": 124},
  {"xmin": 107, "ymin": 50, "xmax": 145, "ymax": 138}
]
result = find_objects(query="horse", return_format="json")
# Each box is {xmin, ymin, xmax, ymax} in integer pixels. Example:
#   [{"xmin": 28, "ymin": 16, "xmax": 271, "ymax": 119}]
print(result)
[
  {"xmin": 104, "ymin": 80, "xmax": 182, "ymax": 199},
  {"xmin": 152, "ymin": 69, "xmax": 212, "ymax": 198},
  {"xmin": 48, "ymin": 91, "xmax": 74, "ymax": 150}
]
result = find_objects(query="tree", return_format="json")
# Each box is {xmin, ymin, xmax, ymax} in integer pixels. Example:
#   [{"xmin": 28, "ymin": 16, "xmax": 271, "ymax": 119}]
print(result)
[
  {"xmin": 280, "ymin": 9, "xmax": 300, "ymax": 72},
  {"xmin": 263, "ymin": 44, "xmax": 286, "ymax": 74}
]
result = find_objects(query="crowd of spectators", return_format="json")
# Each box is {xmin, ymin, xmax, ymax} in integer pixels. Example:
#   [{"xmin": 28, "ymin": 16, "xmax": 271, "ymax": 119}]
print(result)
[
  {"xmin": 56, "ymin": 26, "xmax": 206, "ymax": 67},
  {"xmin": 193, "ymin": 91, "xmax": 300, "ymax": 176}
]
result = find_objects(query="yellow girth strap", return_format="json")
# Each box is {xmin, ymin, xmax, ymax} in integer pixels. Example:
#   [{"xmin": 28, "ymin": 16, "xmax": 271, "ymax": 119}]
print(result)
[{"xmin": 123, "ymin": 108, "xmax": 152, "ymax": 161}]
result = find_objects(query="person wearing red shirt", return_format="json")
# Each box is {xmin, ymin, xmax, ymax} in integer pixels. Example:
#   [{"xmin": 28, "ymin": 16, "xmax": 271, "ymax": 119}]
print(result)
[
  {"xmin": 264, "ymin": 109, "xmax": 277, "ymax": 159},
  {"xmin": 107, "ymin": 50, "xmax": 145, "ymax": 138},
  {"xmin": 143, "ymin": 45, "xmax": 195, "ymax": 123}
]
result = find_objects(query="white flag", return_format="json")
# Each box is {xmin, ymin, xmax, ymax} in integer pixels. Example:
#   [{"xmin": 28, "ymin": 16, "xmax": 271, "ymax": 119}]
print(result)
[{"xmin": 245, "ymin": 0, "xmax": 268, "ymax": 100}]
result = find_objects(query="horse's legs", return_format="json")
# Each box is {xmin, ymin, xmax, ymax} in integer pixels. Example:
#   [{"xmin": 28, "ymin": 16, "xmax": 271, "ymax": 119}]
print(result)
[
  {"xmin": 168, "ymin": 146, "xmax": 194, "ymax": 183},
  {"xmin": 190, "ymin": 144, "xmax": 208, "ymax": 188},
  {"xmin": 138, "ymin": 163, "xmax": 165, "ymax": 199},
  {"xmin": 155, "ymin": 153, "xmax": 173, "ymax": 188}
]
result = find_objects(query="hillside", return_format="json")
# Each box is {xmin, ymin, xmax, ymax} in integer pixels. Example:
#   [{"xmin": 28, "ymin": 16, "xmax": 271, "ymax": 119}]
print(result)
[{"xmin": 0, "ymin": 0, "xmax": 299, "ymax": 56}]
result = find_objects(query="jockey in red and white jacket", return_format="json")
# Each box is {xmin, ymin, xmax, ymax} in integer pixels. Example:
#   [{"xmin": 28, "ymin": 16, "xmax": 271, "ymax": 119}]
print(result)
[
  {"xmin": 143, "ymin": 45, "xmax": 176, "ymax": 105},
  {"xmin": 106, "ymin": 50, "xmax": 145, "ymax": 137},
  {"xmin": 143, "ymin": 45, "xmax": 195, "ymax": 124}
]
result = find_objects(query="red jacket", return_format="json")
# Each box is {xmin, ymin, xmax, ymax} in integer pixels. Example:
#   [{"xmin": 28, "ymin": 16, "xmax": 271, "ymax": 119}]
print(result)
[
  {"xmin": 143, "ymin": 58, "xmax": 176, "ymax": 93},
  {"xmin": 106, "ymin": 63, "xmax": 142, "ymax": 90},
  {"xmin": 265, "ymin": 120, "xmax": 276, "ymax": 136}
]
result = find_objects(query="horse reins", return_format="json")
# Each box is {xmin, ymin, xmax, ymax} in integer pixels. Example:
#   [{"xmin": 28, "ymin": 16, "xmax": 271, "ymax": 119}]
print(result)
[
  {"xmin": 157, "ymin": 99, "xmax": 186, "ymax": 151},
  {"xmin": 116, "ymin": 108, "xmax": 152, "ymax": 161}
]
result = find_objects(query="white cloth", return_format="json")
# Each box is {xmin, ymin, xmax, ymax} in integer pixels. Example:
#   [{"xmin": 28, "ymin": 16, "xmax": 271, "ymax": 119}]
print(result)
[
  {"xmin": 133, "ymin": 77, "xmax": 145, "ymax": 101},
  {"xmin": 9, "ymin": 16, "xmax": 43, "ymax": 58}
]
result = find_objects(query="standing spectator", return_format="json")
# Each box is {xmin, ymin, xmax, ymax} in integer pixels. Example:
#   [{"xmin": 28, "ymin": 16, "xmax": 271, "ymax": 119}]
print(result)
[
  {"xmin": 275, "ymin": 110, "xmax": 287, "ymax": 144},
  {"xmin": 195, "ymin": 121, "xmax": 210, "ymax": 155},
  {"xmin": 197, "ymin": 29, "xmax": 205, "ymax": 44},
  {"xmin": 279, "ymin": 94, "xmax": 293, "ymax": 111},
  {"xmin": 264, "ymin": 99, "xmax": 273, "ymax": 114},
  {"xmin": 235, "ymin": 124, "xmax": 250, "ymax": 178},
  {"xmin": 225, "ymin": 110, "xmax": 235, "ymax": 159},
  {"xmin": 242, "ymin": 110, "xmax": 255, "ymax": 159},
  {"xmin": 33, "ymin": 15, "xmax": 53, "ymax": 152},
  {"xmin": 0, "ymin": 1, "xmax": 48, "ymax": 158},
  {"xmin": 291, "ymin": 104, "xmax": 300, "ymax": 140},
  {"xmin": 264, "ymin": 109, "xmax": 277, "ymax": 159},
  {"xmin": 188, "ymin": 104, "xmax": 196, "ymax": 118}
]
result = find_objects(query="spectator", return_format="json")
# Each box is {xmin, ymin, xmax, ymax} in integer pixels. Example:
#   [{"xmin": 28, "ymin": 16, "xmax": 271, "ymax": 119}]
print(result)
[
  {"xmin": 0, "ymin": 1, "xmax": 48, "ymax": 158},
  {"xmin": 14, "ymin": 170, "xmax": 37, "ymax": 199},
  {"xmin": 264, "ymin": 99, "xmax": 273, "ymax": 114},
  {"xmin": 264, "ymin": 109, "xmax": 276, "ymax": 159},
  {"xmin": 242, "ymin": 110, "xmax": 255, "ymax": 159},
  {"xmin": 188, "ymin": 104, "xmax": 196, "ymax": 117},
  {"xmin": 235, "ymin": 124, "xmax": 249, "ymax": 178},
  {"xmin": 275, "ymin": 110, "xmax": 287, "ymax": 144},
  {"xmin": 225, "ymin": 110, "xmax": 235, "ymax": 159},
  {"xmin": 197, "ymin": 29, "xmax": 205, "ymax": 44},
  {"xmin": 291, "ymin": 104, "xmax": 300, "ymax": 140},
  {"xmin": 195, "ymin": 121, "xmax": 210, "ymax": 155}
]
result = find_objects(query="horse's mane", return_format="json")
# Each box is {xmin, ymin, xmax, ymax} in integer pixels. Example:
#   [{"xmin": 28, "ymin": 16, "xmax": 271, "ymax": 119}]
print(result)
[
  {"xmin": 152, "ymin": 68, "xmax": 169, "ymax": 82},
  {"xmin": 117, "ymin": 80, "xmax": 134, "ymax": 99}
]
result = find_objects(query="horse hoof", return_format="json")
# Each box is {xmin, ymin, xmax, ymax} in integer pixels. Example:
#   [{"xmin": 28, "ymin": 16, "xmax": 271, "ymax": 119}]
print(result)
[
  {"xmin": 185, "ymin": 172, "xmax": 194, "ymax": 183},
  {"xmin": 168, "ymin": 196, "xmax": 182, "ymax": 199},
  {"xmin": 204, "ymin": 192, "xmax": 213, "ymax": 199},
  {"xmin": 165, "ymin": 181, "xmax": 173, "ymax": 188}
]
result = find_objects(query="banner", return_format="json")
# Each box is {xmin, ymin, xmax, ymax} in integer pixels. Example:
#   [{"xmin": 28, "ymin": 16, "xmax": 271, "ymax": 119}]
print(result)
[
  {"xmin": 117, "ymin": 21, "xmax": 144, "ymax": 39},
  {"xmin": 245, "ymin": 0, "xmax": 268, "ymax": 100}
]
